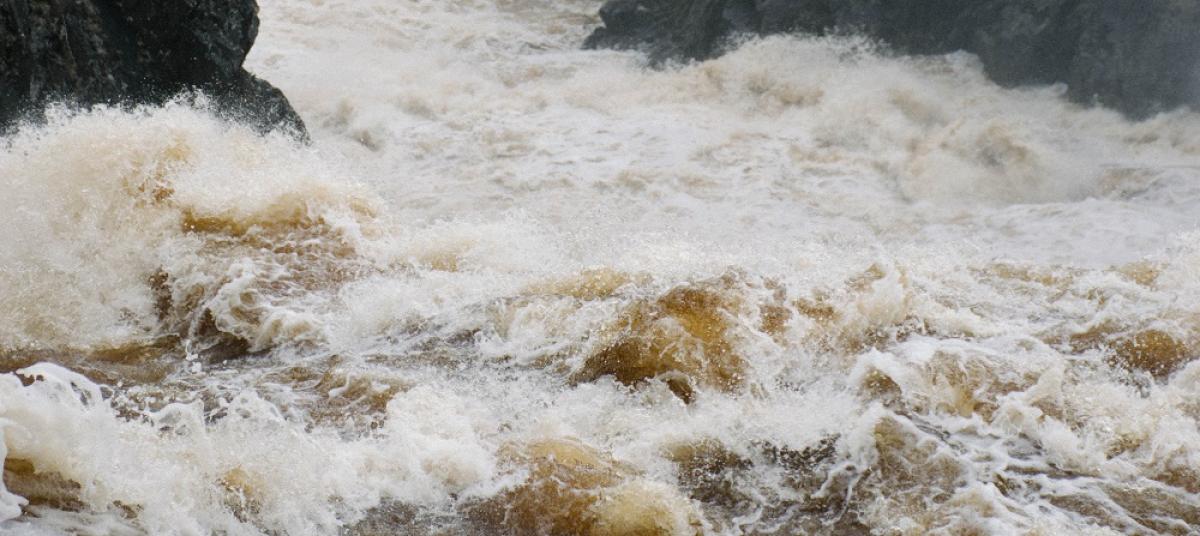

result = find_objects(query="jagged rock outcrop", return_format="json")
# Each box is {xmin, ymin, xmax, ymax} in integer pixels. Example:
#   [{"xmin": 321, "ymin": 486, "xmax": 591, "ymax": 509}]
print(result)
[
  {"xmin": 0, "ymin": 0, "xmax": 305, "ymax": 136},
  {"xmin": 584, "ymin": 0, "xmax": 1200, "ymax": 119}
]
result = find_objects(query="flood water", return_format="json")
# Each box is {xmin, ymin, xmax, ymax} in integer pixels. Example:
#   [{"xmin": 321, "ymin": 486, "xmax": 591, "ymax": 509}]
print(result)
[{"xmin": 2, "ymin": 0, "xmax": 1200, "ymax": 534}]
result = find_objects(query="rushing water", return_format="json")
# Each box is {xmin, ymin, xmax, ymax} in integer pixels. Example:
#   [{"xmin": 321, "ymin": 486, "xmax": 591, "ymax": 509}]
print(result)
[{"xmin": 3, "ymin": 1, "xmax": 1200, "ymax": 534}]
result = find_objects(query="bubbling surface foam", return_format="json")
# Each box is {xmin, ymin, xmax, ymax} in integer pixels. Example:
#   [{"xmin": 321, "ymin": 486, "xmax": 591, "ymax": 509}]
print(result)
[{"xmin": 3, "ymin": 0, "xmax": 1200, "ymax": 534}]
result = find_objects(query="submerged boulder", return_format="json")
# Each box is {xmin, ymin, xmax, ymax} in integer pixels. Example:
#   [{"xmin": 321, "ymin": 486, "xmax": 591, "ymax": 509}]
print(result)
[
  {"xmin": 584, "ymin": 0, "xmax": 1200, "ymax": 119},
  {"xmin": 0, "ymin": 0, "xmax": 305, "ymax": 136}
]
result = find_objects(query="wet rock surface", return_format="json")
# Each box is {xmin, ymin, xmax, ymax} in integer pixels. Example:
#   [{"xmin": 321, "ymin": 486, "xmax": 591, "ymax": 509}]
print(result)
[
  {"xmin": 0, "ymin": 0, "xmax": 305, "ymax": 135},
  {"xmin": 584, "ymin": 0, "xmax": 1200, "ymax": 118}
]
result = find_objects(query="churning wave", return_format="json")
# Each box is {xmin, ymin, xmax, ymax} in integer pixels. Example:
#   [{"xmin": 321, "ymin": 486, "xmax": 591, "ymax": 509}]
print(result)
[{"xmin": 2, "ymin": 0, "xmax": 1200, "ymax": 534}]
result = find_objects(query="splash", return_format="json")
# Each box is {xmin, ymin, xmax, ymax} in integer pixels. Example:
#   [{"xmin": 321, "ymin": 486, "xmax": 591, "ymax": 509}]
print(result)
[{"xmin": 0, "ymin": 104, "xmax": 383, "ymax": 363}]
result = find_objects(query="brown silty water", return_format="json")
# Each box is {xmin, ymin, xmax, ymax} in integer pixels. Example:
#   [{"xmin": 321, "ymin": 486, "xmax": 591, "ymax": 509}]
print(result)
[{"xmin": 2, "ymin": 0, "xmax": 1200, "ymax": 534}]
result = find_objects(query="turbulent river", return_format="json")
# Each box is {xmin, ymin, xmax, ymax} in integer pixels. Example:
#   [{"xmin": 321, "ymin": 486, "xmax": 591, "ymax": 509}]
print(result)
[{"xmin": 4, "ymin": 1, "xmax": 1200, "ymax": 534}]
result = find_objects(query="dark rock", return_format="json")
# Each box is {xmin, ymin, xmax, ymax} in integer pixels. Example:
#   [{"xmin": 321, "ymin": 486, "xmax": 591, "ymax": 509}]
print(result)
[
  {"xmin": 585, "ymin": 0, "xmax": 731, "ymax": 62},
  {"xmin": 583, "ymin": 0, "xmax": 1200, "ymax": 119},
  {"xmin": 1066, "ymin": 2, "xmax": 1200, "ymax": 118},
  {"xmin": 0, "ymin": 0, "xmax": 305, "ymax": 137}
]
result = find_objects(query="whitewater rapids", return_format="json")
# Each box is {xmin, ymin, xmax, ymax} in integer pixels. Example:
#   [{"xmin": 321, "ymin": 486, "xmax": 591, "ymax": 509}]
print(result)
[{"xmin": 2, "ymin": 0, "xmax": 1200, "ymax": 534}]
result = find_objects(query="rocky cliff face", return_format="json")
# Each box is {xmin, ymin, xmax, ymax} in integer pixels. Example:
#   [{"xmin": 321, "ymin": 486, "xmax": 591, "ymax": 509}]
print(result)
[
  {"xmin": 584, "ymin": 0, "xmax": 1200, "ymax": 119},
  {"xmin": 0, "ymin": 0, "xmax": 305, "ymax": 135}
]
